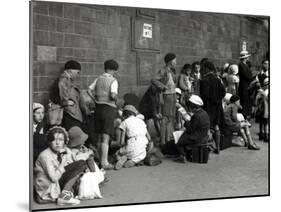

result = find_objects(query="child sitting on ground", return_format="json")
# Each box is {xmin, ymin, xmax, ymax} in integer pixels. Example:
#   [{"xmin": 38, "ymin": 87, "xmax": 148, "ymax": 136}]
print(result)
[
  {"xmin": 114, "ymin": 105, "xmax": 151, "ymax": 170},
  {"xmin": 33, "ymin": 102, "xmax": 48, "ymax": 162}
]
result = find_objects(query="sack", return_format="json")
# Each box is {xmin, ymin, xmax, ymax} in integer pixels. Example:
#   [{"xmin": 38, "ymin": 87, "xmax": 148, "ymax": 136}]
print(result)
[
  {"xmin": 144, "ymin": 148, "xmax": 162, "ymax": 166},
  {"xmin": 78, "ymin": 169, "xmax": 104, "ymax": 200},
  {"xmin": 47, "ymin": 102, "xmax": 64, "ymax": 125}
]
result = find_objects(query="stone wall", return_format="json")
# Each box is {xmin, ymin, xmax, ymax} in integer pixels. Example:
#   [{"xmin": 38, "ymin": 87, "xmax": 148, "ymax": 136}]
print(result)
[{"xmin": 31, "ymin": 1, "xmax": 269, "ymax": 105}]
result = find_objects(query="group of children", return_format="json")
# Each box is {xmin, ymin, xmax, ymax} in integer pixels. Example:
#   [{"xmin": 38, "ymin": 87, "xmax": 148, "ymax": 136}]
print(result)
[{"xmin": 33, "ymin": 55, "xmax": 269, "ymax": 206}]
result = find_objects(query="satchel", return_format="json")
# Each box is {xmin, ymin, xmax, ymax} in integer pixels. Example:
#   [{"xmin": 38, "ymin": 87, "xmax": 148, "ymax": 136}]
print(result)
[
  {"xmin": 46, "ymin": 101, "xmax": 64, "ymax": 125},
  {"xmin": 144, "ymin": 147, "xmax": 163, "ymax": 166}
]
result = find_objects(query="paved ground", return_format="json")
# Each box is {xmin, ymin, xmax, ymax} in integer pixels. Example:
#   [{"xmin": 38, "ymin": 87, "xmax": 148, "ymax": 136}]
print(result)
[{"xmin": 31, "ymin": 122, "xmax": 269, "ymax": 211}]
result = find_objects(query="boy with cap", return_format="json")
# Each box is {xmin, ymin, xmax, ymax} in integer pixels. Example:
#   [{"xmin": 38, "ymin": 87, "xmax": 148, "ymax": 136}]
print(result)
[
  {"xmin": 58, "ymin": 60, "xmax": 88, "ymax": 131},
  {"xmin": 174, "ymin": 95, "xmax": 210, "ymax": 163},
  {"xmin": 88, "ymin": 59, "xmax": 119, "ymax": 170},
  {"xmin": 151, "ymin": 53, "xmax": 177, "ymax": 147}
]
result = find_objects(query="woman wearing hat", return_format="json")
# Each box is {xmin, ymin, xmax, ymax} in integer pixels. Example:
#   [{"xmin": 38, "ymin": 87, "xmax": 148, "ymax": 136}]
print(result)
[
  {"xmin": 34, "ymin": 126, "xmax": 85, "ymax": 205},
  {"xmin": 174, "ymin": 95, "xmax": 210, "ymax": 163},
  {"xmin": 224, "ymin": 95, "xmax": 260, "ymax": 150},
  {"xmin": 114, "ymin": 105, "xmax": 151, "ymax": 169},
  {"xmin": 238, "ymin": 51, "xmax": 253, "ymax": 119},
  {"xmin": 151, "ymin": 53, "xmax": 177, "ymax": 147},
  {"xmin": 58, "ymin": 60, "xmax": 89, "ymax": 131}
]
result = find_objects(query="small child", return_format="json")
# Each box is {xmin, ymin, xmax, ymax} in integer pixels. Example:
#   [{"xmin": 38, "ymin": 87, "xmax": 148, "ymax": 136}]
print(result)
[
  {"xmin": 33, "ymin": 102, "xmax": 48, "ymax": 162},
  {"xmin": 67, "ymin": 126, "xmax": 98, "ymax": 172},
  {"xmin": 114, "ymin": 105, "xmax": 151, "ymax": 170},
  {"xmin": 224, "ymin": 64, "xmax": 239, "ymax": 95},
  {"xmin": 175, "ymin": 88, "xmax": 185, "ymax": 130},
  {"xmin": 255, "ymin": 78, "xmax": 269, "ymax": 142},
  {"xmin": 178, "ymin": 64, "xmax": 194, "ymax": 95}
]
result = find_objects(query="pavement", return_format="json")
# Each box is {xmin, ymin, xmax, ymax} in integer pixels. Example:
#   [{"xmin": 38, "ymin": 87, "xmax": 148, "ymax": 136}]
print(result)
[{"xmin": 31, "ymin": 121, "xmax": 269, "ymax": 211}]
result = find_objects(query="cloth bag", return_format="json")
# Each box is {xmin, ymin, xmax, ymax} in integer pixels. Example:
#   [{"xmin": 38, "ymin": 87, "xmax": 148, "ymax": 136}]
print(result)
[
  {"xmin": 78, "ymin": 163, "xmax": 105, "ymax": 200},
  {"xmin": 46, "ymin": 101, "xmax": 64, "ymax": 125}
]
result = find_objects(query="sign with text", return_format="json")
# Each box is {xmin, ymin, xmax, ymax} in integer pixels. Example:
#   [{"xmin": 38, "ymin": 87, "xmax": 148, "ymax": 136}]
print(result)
[{"xmin": 143, "ymin": 23, "xmax": 152, "ymax": 38}]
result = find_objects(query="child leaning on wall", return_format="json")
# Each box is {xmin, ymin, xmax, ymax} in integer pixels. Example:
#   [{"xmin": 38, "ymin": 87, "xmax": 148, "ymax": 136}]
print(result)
[
  {"xmin": 33, "ymin": 102, "xmax": 48, "ymax": 162},
  {"xmin": 114, "ymin": 105, "xmax": 152, "ymax": 170}
]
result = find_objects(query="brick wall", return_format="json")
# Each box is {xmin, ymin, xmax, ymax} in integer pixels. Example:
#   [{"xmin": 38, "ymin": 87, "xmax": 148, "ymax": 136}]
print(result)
[{"xmin": 31, "ymin": 1, "xmax": 269, "ymax": 105}]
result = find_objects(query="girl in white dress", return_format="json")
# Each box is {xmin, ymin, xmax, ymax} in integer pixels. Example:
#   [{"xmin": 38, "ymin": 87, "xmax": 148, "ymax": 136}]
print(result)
[{"xmin": 114, "ymin": 105, "xmax": 151, "ymax": 170}]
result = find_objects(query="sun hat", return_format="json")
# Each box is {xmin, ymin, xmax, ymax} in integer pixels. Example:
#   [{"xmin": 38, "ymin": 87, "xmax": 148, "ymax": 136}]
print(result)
[
  {"xmin": 164, "ymin": 53, "xmax": 176, "ymax": 64},
  {"xmin": 228, "ymin": 64, "xmax": 239, "ymax": 75},
  {"xmin": 68, "ymin": 127, "xmax": 88, "ymax": 148},
  {"xmin": 175, "ymin": 88, "xmax": 182, "ymax": 95},
  {"xmin": 188, "ymin": 95, "xmax": 203, "ymax": 106},
  {"xmin": 224, "ymin": 93, "xmax": 233, "ymax": 103},
  {"xmin": 239, "ymin": 50, "xmax": 251, "ymax": 59},
  {"xmin": 33, "ymin": 102, "xmax": 44, "ymax": 112},
  {"xmin": 123, "ymin": 104, "xmax": 138, "ymax": 115}
]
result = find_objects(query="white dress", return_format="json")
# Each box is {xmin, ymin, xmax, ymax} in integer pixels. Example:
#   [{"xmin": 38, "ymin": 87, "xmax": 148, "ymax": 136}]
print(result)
[{"xmin": 119, "ymin": 116, "xmax": 149, "ymax": 163}]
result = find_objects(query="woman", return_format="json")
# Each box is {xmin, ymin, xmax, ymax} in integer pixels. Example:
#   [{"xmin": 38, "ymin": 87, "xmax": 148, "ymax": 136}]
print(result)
[
  {"xmin": 34, "ymin": 126, "xmax": 87, "ymax": 205},
  {"xmin": 224, "ymin": 95, "xmax": 260, "ymax": 150}
]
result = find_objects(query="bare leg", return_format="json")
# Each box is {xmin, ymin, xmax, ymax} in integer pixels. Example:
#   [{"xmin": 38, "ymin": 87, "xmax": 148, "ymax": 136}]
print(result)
[
  {"xmin": 100, "ymin": 133, "xmax": 112, "ymax": 168},
  {"xmin": 160, "ymin": 116, "xmax": 168, "ymax": 146},
  {"xmin": 214, "ymin": 125, "xmax": 220, "ymax": 154}
]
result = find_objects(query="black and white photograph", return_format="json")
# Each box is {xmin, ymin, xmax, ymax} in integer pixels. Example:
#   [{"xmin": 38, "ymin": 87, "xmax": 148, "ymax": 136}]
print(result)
[{"xmin": 28, "ymin": 0, "xmax": 271, "ymax": 211}]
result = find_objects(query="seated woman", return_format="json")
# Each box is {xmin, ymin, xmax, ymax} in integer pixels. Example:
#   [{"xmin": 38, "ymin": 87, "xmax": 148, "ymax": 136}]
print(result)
[
  {"xmin": 174, "ymin": 95, "xmax": 210, "ymax": 163},
  {"xmin": 114, "ymin": 105, "xmax": 151, "ymax": 170},
  {"xmin": 34, "ymin": 126, "xmax": 87, "ymax": 206},
  {"xmin": 224, "ymin": 95, "xmax": 260, "ymax": 150}
]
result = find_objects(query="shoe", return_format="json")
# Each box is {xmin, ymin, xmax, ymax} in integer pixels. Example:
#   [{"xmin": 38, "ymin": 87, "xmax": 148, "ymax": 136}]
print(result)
[
  {"xmin": 248, "ymin": 143, "xmax": 260, "ymax": 150},
  {"xmin": 57, "ymin": 190, "xmax": 80, "ymax": 206},
  {"xmin": 124, "ymin": 160, "xmax": 136, "ymax": 168},
  {"xmin": 115, "ymin": 155, "xmax": 127, "ymax": 170},
  {"xmin": 173, "ymin": 155, "xmax": 187, "ymax": 164},
  {"xmin": 101, "ymin": 163, "xmax": 114, "ymax": 170},
  {"xmin": 258, "ymin": 133, "xmax": 264, "ymax": 141}
]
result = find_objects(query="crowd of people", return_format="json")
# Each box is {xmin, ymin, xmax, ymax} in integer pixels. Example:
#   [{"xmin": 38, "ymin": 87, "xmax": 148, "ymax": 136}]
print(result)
[{"xmin": 33, "ymin": 51, "xmax": 269, "ymax": 206}]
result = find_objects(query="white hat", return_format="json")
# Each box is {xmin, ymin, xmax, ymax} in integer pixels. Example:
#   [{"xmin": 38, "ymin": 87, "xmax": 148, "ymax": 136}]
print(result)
[
  {"xmin": 224, "ymin": 93, "xmax": 233, "ymax": 103},
  {"xmin": 175, "ymin": 88, "xmax": 182, "ymax": 95},
  {"xmin": 223, "ymin": 63, "xmax": 230, "ymax": 71},
  {"xmin": 240, "ymin": 50, "xmax": 251, "ymax": 59},
  {"xmin": 33, "ymin": 102, "xmax": 44, "ymax": 111},
  {"xmin": 189, "ymin": 95, "xmax": 203, "ymax": 106},
  {"xmin": 123, "ymin": 104, "xmax": 138, "ymax": 115},
  {"xmin": 228, "ymin": 64, "xmax": 239, "ymax": 75}
]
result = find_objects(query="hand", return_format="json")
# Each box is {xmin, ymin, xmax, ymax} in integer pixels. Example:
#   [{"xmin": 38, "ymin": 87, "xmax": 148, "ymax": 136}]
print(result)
[
  {"xmin": 176, "ymin": 102, "xmax": 182, "ymax": 109},
  {"xmin": 68, "ymin": 100, "xmax": 75, "ymax": 106}
]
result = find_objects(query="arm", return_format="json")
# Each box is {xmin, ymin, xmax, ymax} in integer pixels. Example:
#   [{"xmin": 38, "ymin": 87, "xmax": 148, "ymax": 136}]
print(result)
[
  {"xmin": 37, "ymin": 154, "xmax": 65, "ymax": 183},
  {"xmin": 58, "ymin": 76, "xmax": 73, "ymax": 106},
  {"xmin": 179, "ymin": 75, "xmax": 189, "ymax": 91},
  {"xmin": 151, "ymin": 69, "xmax": 167, "ymax": 91},
  {"xmin": 110, "ymin": 79, "xmax": 118, "ymax": 102}
]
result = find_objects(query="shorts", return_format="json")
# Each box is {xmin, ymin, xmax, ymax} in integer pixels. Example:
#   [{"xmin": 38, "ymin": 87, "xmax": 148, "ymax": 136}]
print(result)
[{"xmin": 94, "ymin": 103, "xmax": 117, "ymax": 137}]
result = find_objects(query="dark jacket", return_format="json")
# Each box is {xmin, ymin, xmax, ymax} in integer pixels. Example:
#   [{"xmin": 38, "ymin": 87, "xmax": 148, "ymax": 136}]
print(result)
[
  {"xmin": 200, "ymin": 73, "xmax": 226, "ymax": 128},
  {"xmin": 183, "ymin": 108, "xmax": 210, "ymax": 142},
  {"xmin": 238, "ymin": 62, "xmax": 253, "ymax": 117}
]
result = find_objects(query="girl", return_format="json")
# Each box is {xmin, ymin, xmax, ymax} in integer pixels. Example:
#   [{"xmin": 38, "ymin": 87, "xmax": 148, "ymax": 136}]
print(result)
[
  {"xmin": 33, "ymin": 102, "xmax": 48, "ymax": 162},
  {"xmin": 114, "ymin": 105, "xmax": 151, "ymax": 170},
  {"xmin": 224, "ymin": 95, "xmax": 260, "ymax": 150},
  {"xmin": 178, "ymin": 64, "xmax": 194, "ymax": 97},
  {"xmin": 225, "ymin": 64, "xmax": 240, "ymax": 95},
  {"xmin": 34, "ymin": 126, "xmax": 85, "ymax": 205}
]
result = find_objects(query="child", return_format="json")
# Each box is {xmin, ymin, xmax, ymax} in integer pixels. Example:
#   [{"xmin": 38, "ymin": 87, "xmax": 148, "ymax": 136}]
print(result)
[
  {"xmin": 225, "ymin": 64, "xmax": 239, "ymax": 95},
  {"xmin": 255, "ymin": 78, "xmax": 269, "ymax": 141},
  {"xmin": 34, "ymin": 126, "xmax": 83, "ymax": 205},
  {"xmin": 175, "ymin": 88, "xmax": 185, "ymax": 130},
  {"xmin": 178, "ymin": 64, "xmax": 194, "ymax": 96},
  {"xmin": 33, "ymin": 102, "xmax": 48, "ymax": 162},
  {"xmin": 114, "ymin": 105, "xmax": 151, "ymax": 170},
  {"xmin": 224, "ymin": 95, "xmax": 260, "ymax": 150}
]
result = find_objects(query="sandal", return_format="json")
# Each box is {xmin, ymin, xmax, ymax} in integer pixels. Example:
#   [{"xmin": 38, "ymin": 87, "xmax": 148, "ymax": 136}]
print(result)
[{"xmin": 101, "ymin": 163, "xmax": 114, "ymax": 170}]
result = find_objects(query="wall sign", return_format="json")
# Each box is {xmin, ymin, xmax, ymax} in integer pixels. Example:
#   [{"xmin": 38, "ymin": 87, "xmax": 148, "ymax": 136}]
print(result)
[{"xmin": 143, "ymin": 23, "xmax": 152, "ymax": 38}]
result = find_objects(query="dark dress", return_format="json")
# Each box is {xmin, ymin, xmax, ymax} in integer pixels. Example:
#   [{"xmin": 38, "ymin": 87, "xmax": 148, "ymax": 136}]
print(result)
[
  {"xmin": 33, "ymin": 122, "xmax": 48, "ymax": 162},
  {"xmin": 238, "ymin": 62, "xmax": 253, "ymax": 118},
  {"xmin": 200, "ymin": 73, "xmax": 226, "ymax": 129},
  {"xmin": 177, "ymin": 108, "xmax": 210, "ymax": 146}
]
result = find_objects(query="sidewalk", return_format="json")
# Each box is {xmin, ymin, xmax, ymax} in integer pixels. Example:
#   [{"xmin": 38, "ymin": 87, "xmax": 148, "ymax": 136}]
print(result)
[{"xmin": 32, "ymin": 122, "xmax": 269, "ymax": 210}]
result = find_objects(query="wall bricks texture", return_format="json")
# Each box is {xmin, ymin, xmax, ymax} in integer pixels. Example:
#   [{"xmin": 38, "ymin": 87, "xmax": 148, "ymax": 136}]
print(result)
[{"xmin": 32, "ymin": 1, "xmax": 269, "ymax": 105}]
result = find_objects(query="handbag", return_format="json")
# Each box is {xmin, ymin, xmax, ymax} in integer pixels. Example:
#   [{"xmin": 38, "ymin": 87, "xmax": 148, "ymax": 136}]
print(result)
[{"xmin": 46, "ymin": 101, "xmax": 64, "ymax": 125}]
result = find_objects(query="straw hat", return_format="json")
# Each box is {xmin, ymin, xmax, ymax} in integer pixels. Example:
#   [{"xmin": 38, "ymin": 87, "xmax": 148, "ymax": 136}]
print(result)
[{"xmin": 239, "ymin": 50, "xmax": 251, "ymax": 59}]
